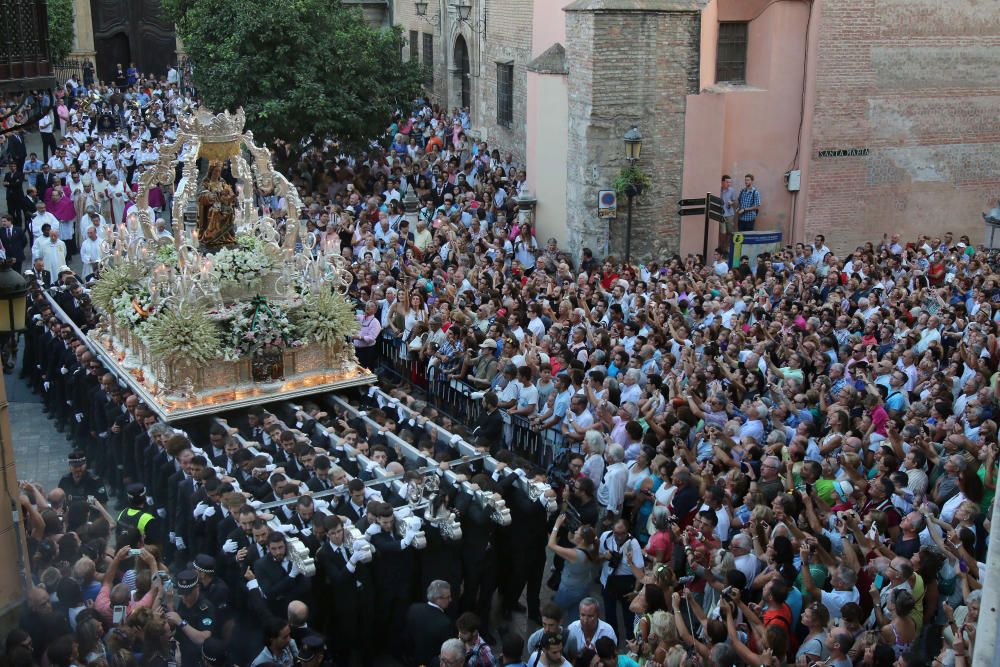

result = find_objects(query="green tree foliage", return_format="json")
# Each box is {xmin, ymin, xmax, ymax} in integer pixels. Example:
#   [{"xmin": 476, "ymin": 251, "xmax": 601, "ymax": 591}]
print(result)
[
  {"xmin": 47, "ymin": 0, "xmax": 75, "ymax": 62},
  {"xmin": 164, "ymin": 0, "xmax": 424, "ymax": 150}
]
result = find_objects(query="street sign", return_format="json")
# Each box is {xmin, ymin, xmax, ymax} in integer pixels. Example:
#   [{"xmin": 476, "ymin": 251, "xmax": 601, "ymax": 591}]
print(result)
[
  {"xmin": 598, "ymin": 190, "xmax": 617, "ymax": 219},
  {"xmin": 679, "ymin": 208, "xmax": 705, "ymax": 216},
  {"xmin": 678, "ymin": 198, "xmax": 705, "ymax": 207},
  {"xmin": 708, "ymin": 211, "xmax": 726, "ymax": 223},
  {"xmin": 708, "ymin": 194, "xmax": 724, "ymax": 206}
]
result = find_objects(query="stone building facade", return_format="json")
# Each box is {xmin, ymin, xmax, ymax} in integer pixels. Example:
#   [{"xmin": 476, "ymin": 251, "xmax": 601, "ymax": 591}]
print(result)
[
  {"xmin": 392, "ymin": 0, "xmax": 534, "ymax": 164},
  {"xmin": 564, "ymin": 0, "xmax": 701, "ymax": 261}
]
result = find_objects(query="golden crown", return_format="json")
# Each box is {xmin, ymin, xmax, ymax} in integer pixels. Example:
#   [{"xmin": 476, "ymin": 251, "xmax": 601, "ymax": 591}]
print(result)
[{"xmin": 177, "ymin": 108, "xmax": 246, "ymax": 144}]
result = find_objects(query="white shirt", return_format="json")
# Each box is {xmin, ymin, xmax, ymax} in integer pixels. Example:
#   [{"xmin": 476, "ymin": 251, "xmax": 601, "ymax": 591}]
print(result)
[
  {"xmin": 31, "ymin": 211, "xmax": 59, "ymax": 239},
  {"xmin": 80, "ymin": 236, "xmax": 102, "ymax": 272},
  {"xmin": 564, "ymin": 619, "xmax": 617, "ymax": 657},
  {"xmin": 700, "ymin": 503, "xmax": 731, "ymax": 542},
  {"xmin": 597, "ymin": 461, "xmax": 628, "ymax": 515},
  {"xmin": 582, "ymin": 453, "xmax": 605, "ymax": 487},
  {"xmin": 819, "ymin": 588, "xmax": 860, "ymax": 620},
  {"xmin": 597, "ymin": 531, "xmax": 645, "ymax": 586},
  {"xmin": 734, "ymin": 553, "xmax": 760, "ymax": 588}
]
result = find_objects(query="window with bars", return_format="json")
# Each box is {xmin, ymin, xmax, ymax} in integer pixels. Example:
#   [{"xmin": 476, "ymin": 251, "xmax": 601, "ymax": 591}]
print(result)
[
  {"xmin": 716, "ymin": 22, "xmax": 748, "ymax": 84},
  {"xmin": 409, "ymin": 30, "xmax": 419, "ymax": 62},
  {"xmin": 496, "ymin": 62, "xmax": 514, "ymax": 127},
  {"xmin": 423, "ymin": 33, "xmax": 434, "ymax": 90}
]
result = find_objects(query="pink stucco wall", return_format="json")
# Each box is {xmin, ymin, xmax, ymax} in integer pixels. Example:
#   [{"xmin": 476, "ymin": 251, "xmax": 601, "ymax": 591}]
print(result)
[
  {"xmin": 525, "ymin": 0, "xmax": 568, "ymax": 203},
  {"xmin": 680, "ymin": 0, "xmax": 812, "ymax": 255}
]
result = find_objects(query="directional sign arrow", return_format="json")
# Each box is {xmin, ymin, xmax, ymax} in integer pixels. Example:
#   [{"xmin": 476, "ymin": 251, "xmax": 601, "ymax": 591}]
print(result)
[{"xmin": 678, "ymin": 208, "xmax": 706, "ymax": 216}]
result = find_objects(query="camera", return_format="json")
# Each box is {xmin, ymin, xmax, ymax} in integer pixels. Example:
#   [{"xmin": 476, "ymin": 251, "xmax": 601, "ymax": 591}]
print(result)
[
  {"xmin": 562, "ymin": 504, "xmax": 582, "ymax": 532},
  {"xmin": 608, "ymin": 550, "xmax": 624, "ymax": 570}
]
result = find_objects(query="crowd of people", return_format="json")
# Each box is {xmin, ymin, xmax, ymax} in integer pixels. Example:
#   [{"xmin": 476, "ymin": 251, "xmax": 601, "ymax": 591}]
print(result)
[{"xmin": 0, "ymin": 64, "xmax": 996, "ymax": 667}]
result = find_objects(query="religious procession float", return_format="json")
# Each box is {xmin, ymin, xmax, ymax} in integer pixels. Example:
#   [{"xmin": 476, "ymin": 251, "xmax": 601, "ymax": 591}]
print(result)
[{"xmin": 70, "ymin": 108, "xmax": 375, "ymax": 421}]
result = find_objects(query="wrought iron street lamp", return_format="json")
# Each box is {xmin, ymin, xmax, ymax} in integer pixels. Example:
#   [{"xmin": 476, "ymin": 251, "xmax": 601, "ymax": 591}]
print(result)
[
  {"xmin": 414, "ymin": 0, "xmax": 441, "ymax": 26},
  {"xmin": 624, "ymin": 125, "xmax": 643, "ymax": 164},
  {"xmin": 623, "ymin": 126, "xmax": 644, "ymax": 263}
]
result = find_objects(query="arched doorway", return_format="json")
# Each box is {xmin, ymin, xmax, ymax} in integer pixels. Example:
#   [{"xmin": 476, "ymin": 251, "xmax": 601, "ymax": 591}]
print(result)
[{"xmin": 453, "ymin": 36, "xmax": 471, "ymax": 109}]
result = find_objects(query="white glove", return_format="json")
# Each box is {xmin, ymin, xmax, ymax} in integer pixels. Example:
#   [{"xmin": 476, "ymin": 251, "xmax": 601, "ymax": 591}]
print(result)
[
  {"xmin": 203, "ymin": 506, "xmax": 216, "ymax": 518},
  {"xmin": 365, "ymin": 523, "xmax": 380, "ymax": 537},
  {"xmin": 367, "ymin": 386, "xmax": 378, "ymax": 397},
  {"xmin": 300, "ymin": 527, "xmax": 312, "ymax": 537},
  {"xmin": 168, "ymin": 531, "xmax": 176, "ymax": 542},
  {"xmin": 278, "ymin": 523, "xmax": 298, "ymax": 535},
  {"xmin": 222, "ymin": 539, "xmax": 238, "ymax": 554},
  {"xmin": 43, "ymin": 381, "xmax": 50, "ymax": 391},
  {"xmin": 246, "ymin": 578, "xmax": 259, "ymax": 591},
  {"xmin": 401, "ymin": 533, "xmax": 414, "ymax": 548},
  {"xmin": 174, "ymin": 536, "xmax": 186, "ymax": 550},
  {"xmin": 350, "ymin": 550, "xmax": 366, "ymax": 564},
  {"xmin": 75, "ymin": 413, "xmax": 84, "ymax": 423},
  {"xmin": 408, "ymin": 418, "xmax": 415, "ymax": 427},
  {"xmin": 193, "ymin": 502, "xmax": 208, "ymax": 519},
  {"xmin": 288, "ymin": 561, "xmax": 301, "ymax": 577},
  {"xmin": 248, "ymin": 500, "xmax": 262, "ymax": 509},
  {"xmin": 60, "ymin": 366, "xmax": 68, "ymax": 375}
]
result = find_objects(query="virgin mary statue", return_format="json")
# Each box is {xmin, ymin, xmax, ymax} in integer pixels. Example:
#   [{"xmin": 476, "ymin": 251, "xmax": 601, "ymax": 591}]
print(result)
[{"xmin": 196, "ymin": 161, "xmax": 237, "ymax": 250}]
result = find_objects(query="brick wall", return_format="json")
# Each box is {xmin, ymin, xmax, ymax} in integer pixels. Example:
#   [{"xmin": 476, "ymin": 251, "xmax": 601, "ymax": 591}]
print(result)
[
  {"xmin": 565, "ymin": 5, "xmax": 701, "ymax": 262},
  {"xmin": 804, "ymin": 0, "xmax": 1000, "ymax": 252}
]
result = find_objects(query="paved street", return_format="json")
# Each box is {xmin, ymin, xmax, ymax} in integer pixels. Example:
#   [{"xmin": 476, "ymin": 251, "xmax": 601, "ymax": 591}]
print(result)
[{"xmin": 5, "ymin": 355, "xmax": 70, "ymax": 493}]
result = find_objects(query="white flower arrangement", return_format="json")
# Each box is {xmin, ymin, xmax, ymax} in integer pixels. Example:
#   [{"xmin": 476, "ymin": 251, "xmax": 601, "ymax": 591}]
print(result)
[
  {"xmin": 225, "ymin": 298, "xmax": 302, "ymax": 360},
  {"xmin": 210, "ymin": 245, "xmax": 275, "ymax": 287},
  {"xmin": 111, "ymin": 287, "xmax": 154, "ymax": 339}
]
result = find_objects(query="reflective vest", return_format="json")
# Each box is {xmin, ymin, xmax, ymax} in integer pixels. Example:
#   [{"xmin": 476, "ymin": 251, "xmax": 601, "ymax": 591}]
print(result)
[{"xmin": 117, "ymin": 507, "xmax": 154, "ymax": 536}]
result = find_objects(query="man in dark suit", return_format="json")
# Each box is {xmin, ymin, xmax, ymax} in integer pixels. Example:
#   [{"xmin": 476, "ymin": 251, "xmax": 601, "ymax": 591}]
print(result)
[
  {"xmin": 315, "ymin": 515, "xmax": 374, "ymax": 667},
  {"xmin": 35, "ymin": 165, "xmax": 56, "ymax": 196},
  {"xmin": 0, "ymin": 214, "xmax": 27, "ymax": 271},
  {"xmin": 21, "ymin": 188, "xmax": 40, "ymax": 230},
  {"xmin": 218, "ymin": 508, "xmax": 262, "ymax": 591},
  {"xmin": 3, "ymin": 164, "xmax": 24, "ymax": 227},
  {"xmin": 252, "ymin": 532, "xmax": 309, "ymax": 618},
  {"xmin": 26, "ymin": 258, "xmax": 50, "ymax": 288},
  {"xmin": 403, "ymin": 580, "xmax": 455, "ymax": 667},
  {"xmin": 334, "ymin": 479, "xmax": 368, "ymax": 526},
  {"xmin": 5, "ymin": 131, "xmax": 27, "ymax": 169}
]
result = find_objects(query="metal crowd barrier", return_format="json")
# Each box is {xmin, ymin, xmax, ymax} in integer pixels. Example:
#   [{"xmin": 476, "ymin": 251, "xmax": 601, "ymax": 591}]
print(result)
[{"xmin": 375, "ymin": 332, "xmax": 564, "ymax": 466}]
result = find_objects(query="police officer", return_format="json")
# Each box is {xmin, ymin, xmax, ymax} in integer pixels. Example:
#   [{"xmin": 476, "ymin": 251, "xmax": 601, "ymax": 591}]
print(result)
[
  {"xmin": 298, "ymin": 634, "xmax": 328, "ymax": 667},
  {"xmin": 201, "ymin": 636, "xmax": 231, "ymax": 667},
  {"xmin": 117, "ymin": 483, "xmax": 160, "ymax": 545},
  {"xmin": 193, "ymin": 554, "xmax": 231, "ymax": 632},
  {"xmin": 57, "ymin": 451, "xmax": 108, "ymax": 504},
  {"xmin": 166, "ymin": 569, "xmax": 217, "ymax": 667}
]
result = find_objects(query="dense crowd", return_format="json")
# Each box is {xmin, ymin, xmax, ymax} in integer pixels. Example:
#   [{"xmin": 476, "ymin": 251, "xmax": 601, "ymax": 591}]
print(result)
[{"xmin": 0, "ymin": 65, "xmax": 995, "ymax": 667}]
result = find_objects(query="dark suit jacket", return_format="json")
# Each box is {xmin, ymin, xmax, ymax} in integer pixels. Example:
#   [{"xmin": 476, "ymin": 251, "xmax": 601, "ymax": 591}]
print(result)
[
  {"xmin": 403, "ymin": 602, "xmax": 454, "ymax": 667},
  {"xmin": 0, "ymin": 226, "xmax": 26, "ymax": 262},
  {"xmin": 253, "ymin": 555, "xmax": 307, "ymax": 616}
]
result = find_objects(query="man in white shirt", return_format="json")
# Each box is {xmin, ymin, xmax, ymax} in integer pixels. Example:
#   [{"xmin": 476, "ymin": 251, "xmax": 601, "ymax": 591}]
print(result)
[
  {"xmin": 31, "ymin": 202, "xmax": 59, "ymax": 242},
  {"xmin": 35, "ymin": 228, "xmax": 67, "ymax": 276},
  {"xmin": 563, "ymin": 599, "xmax": 617, "ymax": 660},
  {"xmin": 38, "ymin": 110, "xmax": 56, "ymax": 161},
  {"xmin": 730, "ymin": 534, "xmax": 760, "ymax": 588},
  {"xmin": 800, "ymin": 547, "xmax": 859, "ymax": 620},
  {"xmin": 809, "ymin": 234, "xmax": 831, "ymax": 265},
  {"xmin": 596, "ymin": 445, "xmax": 628, "ymax": 519},
  {"xmin": 712, "ymin": 249, "xmax": 729, "ymax": 276},
  {"xmin": 79, "ymin": 225, "xmax": 102, "ymax": 277}
]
